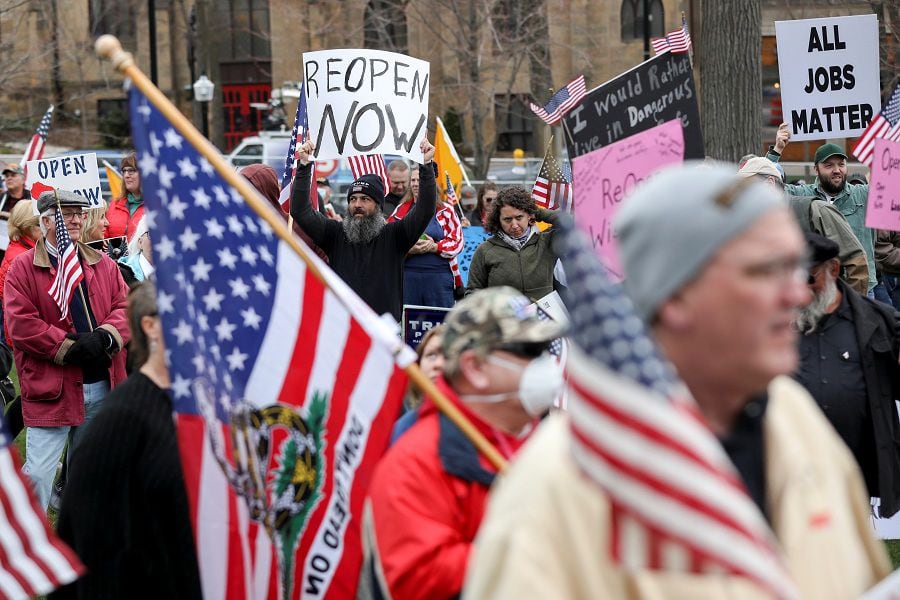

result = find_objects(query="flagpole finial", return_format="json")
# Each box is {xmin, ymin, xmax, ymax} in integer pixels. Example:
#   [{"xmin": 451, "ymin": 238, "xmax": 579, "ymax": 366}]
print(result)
[{"xmin": 95, "ymin": 35, "xmax": 134, "ymax": 70}]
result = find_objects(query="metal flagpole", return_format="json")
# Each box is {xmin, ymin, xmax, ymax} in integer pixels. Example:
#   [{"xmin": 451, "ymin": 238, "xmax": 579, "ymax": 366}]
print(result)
[{"xmin": 95, "ymin": 35, "xmax": 508, "ymax": 472}]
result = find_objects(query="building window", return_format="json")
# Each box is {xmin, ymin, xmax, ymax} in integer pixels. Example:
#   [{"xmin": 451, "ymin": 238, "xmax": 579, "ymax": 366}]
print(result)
[
  {"xmin": 620, "ymin": 0, "xmax": 664, "ymax": 41},
  {"xmin": 214, "ymin": 0, "xmax": 271, "ymax": 61},
  {"xmin": 89, "ymin": 0, "xmax": 137, "ymax": 48},
  {"xmin": 364, "ymin": 0, "xmax": 408, "ymax": 53},
  {"xmin": 495, "ymin": 95, "xmax": 534, "ymax": 153}
]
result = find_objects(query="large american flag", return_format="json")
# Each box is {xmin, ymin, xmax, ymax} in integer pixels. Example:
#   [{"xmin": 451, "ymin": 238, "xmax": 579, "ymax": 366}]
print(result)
[
  {"xmin": 558, "ymin": 223, "xmax": 798, "ymax": 598},
  {"xmin": 277, "ymin": 84, "xmax": 308, "ymax": 213},
  {"xmin": 20, "ymin": 105, "xmax": 53, "ymax": 167},
  {"xmin": 529, "ymin": 76, "xmax": 587, "ymax": 126},
  {"xmin": 652, "ymin": 15, "xmax": 693, "ymax": 55},
  {"xmin": 48, "ymin": 204, "xmax": 84, "ymax": 320},
  {"xmin": 129, "ymin": 85, "xmax": 413, "ymax": 599},
  {"xmin": 0, "ymin": 415, "xmax": 84, "ymax": 597},
  {"xmin": 532, "ymin": 146, "xmax": 573, "ymax": 211},
  {"xmin": 853, "ymin": 83, "xmax": 900, "ymax": 167},
  {"xmin": 348, "ymin": 155, "xmax": 390, "ymax": 197}
]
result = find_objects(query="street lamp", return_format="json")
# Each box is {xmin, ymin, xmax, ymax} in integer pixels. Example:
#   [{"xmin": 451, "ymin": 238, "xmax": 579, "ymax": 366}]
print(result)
[{"xmin": 193, "ymin": 74, "xmax": 215, "ymax": 139}]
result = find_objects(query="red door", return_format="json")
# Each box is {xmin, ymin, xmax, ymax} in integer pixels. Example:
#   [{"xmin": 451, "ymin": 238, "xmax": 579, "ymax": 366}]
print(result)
[{"xmin": 222, "ymin": 83, "xmax": 272, "ymax": 151}]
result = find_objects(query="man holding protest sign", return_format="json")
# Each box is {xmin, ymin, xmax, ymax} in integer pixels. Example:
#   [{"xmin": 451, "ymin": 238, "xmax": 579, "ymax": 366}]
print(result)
[
  {"xmin": 768, "ymin": 124, "xmax": 877, "ymax": 295},
  {"xmin": 291, "ymin": 138, "xmax": 436, "ymax": 322}
]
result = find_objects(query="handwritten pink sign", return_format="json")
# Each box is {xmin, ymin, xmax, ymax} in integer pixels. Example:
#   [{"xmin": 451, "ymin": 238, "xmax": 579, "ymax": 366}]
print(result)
[
  {"xmin": 572, "ymin": 119, "xmax": 684, "ymax": 280},
  {"xmin": 865, "ymin": 138, "xmax": 900, "ymax": 231}
]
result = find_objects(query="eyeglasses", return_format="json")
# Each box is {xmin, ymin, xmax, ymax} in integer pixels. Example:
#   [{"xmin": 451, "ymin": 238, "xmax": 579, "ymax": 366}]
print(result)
[
  {"xmin": 495, "ymin": 341, "xmax": 549, "ymax": 359},
  {"xmin": 122, "ymin": 168, "xmax": 138, "ymax": 175},
  {"xmin": 59, "ymin": 210, "xmax": 87, "ymax": 222}
]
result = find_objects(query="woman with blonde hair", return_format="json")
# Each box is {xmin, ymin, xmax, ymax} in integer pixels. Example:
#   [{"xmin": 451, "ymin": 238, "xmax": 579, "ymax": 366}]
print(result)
[
  {"xmin": 81, "ymin": 205, "xmax": 110, "ymax": 245},
  {"xmin": 0, "ymin": 201, "xmax": 39, "ymax": 303},
  {"xmin": 117, "ymin": 216, "xmax": 154, "ymax": 285}
]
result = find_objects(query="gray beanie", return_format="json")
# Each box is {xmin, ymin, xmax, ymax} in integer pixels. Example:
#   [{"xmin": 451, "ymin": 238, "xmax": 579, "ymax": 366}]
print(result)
[{"xmin": 614, "ymin": 162, "xmax": 786, "ymax": 321}]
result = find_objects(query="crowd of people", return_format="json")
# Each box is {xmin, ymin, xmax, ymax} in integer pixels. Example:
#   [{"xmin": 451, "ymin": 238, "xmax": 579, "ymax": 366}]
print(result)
[{"xmin": 0, "ymin": 114, "xmax": 896, "ymax": 598}]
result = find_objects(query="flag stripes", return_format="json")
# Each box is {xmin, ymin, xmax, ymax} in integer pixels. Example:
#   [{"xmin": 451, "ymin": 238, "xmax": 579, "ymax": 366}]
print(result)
[
  {"xmin": 47, "ymin": 207, "xmax": 84, "ymax": 320},
  {"xmin": 853, "ymin": 83, "xmax": 900, "ymax": 166},
  {"xmin": 529, "ymin": 76, "xmax": 588, "ymax": 126},
  {"xmin": 21, "ymin": 106, "xmax": 53, "ymax": 167},
  {"xmin": 348, "ymin": 155, "xmax": 390, "ymax": 198}
]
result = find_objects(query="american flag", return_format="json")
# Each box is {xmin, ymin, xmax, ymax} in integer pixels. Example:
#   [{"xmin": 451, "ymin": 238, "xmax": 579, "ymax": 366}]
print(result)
[
  {"xmin": 20, "ymin": 105, "xmax": 53, "ymax": 167},
  {"xmin": 348, "ymin": 155, "xmax": 390, "ymax": 197},
  {"xmin": 558, "ymin": 223, "xmax": 798, "ymax": 598},
  {"xmin": 277, "ymin": 84, "xmax": 308, "ymax": 213},
  {"xmin": 651, "ymin": 15, "xmax": 693, "ymax": 55},
  {"xmin": 532, "ymin": 146, "xmax": 573, "ymax": 211},
  {"xmin": 0, "ymin": 415, "xmax": 84, "ymax": 598},
  {"xmin": 129, "ymin": 86, "xmax": 413, "ymax": 599},
  {"xmin": 443, "ymin": 171, "xmax": 459, "ymax": 205},
  {"xmin": 529, "ymin": 76, "xmax": 587, "ymax": 126},
  {"xmin": 47, "ymin": 204, "xmax": 85, "ymax": 320},
  {"xmin": 853, "ymin": 83, "xmax": 900, "ymax": 166}
]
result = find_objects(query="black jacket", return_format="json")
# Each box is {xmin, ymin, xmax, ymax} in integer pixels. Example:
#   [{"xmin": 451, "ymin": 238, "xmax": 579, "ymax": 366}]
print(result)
[
  {"xmin": 842, "ymin": 280, "xmax": 900, "ymax": 518},
  {"xmin": 291, "ymin": 161, "xmax": 436, "ymax": 321}
]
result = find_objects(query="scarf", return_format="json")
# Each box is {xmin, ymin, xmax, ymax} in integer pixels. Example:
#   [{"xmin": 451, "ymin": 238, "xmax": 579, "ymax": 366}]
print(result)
[{"xmin": 498, "ymin": 225, "xmax": 536, "ymax": 251}]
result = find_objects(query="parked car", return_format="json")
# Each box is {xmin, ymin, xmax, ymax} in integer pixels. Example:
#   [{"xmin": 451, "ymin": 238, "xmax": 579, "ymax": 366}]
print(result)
[{"xmin": 226, "ymin": 131, "xmax": 293, "ymax": 171}]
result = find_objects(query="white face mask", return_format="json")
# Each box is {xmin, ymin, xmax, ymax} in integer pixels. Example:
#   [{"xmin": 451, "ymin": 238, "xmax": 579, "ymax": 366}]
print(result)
[{"xmin": 460, "ymin": 353, "xmax": 564, "ymax": 417}]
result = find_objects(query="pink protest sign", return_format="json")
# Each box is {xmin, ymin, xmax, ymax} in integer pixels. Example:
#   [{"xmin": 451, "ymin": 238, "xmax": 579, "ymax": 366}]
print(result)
[
  {"xmin": 865, "ymin": 138, "xmax": 900, "ymax": 231},
  {"xmin": 572, "ymin": 119, "xmax": 684, "ymax": 279}
]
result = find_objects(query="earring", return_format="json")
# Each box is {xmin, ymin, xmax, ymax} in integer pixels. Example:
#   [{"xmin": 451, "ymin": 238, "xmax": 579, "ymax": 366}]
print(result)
[{"xmin": 149, "ymin": 338, "xmax": 158, "ymax": 354}]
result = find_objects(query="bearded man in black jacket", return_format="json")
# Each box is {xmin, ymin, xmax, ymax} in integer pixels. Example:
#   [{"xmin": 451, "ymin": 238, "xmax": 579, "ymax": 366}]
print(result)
[{"xmin": 291, "ymin": 138, "xmax": 436, "ymax": 322}]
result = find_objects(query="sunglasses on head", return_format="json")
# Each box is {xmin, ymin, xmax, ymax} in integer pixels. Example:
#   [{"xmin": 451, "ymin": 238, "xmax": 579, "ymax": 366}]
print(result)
[{"xmin": 495, "ymin": 341, "xmax": 550, "ymax": 359}]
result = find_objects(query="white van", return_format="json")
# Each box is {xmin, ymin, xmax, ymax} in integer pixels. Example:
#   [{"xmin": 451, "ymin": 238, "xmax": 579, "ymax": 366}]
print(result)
[{"xmin": 226, "ymin": 131, "xmax": 292, "ymax": 171}]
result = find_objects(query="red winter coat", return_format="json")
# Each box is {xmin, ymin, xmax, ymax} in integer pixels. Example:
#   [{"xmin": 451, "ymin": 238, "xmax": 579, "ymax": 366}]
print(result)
[
  {"xmin": 105, "ymin": 196, "xmax": 144, "ymax": 241},
  {"xmin": 4, "ymin": 240, "xmax": 130, "ymax": 427},
  {"xmin": 362, "ymin": 377, "xmax": 535, "ymax": 600},
  {"xmin": 0, "ymin": 236, "xmax": 35, "ymax": 302}
]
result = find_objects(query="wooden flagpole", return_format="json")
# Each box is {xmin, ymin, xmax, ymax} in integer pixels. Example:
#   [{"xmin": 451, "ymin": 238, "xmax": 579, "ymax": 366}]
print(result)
[{"xmin": 95, "ymin": 35, "xmax": 508, "ymax": 472}]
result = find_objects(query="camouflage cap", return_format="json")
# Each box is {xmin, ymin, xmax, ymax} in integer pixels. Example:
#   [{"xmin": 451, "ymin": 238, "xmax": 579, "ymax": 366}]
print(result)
[{"xmin": 442, "ymin": 286, "xmax": 565, "ymax": 374}]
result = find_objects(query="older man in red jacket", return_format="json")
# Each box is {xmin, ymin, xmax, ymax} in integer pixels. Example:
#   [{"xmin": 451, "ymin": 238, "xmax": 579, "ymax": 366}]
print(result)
[{"xmin": 5, "ymin": 190, "xmax": 129, "ymax": 509}]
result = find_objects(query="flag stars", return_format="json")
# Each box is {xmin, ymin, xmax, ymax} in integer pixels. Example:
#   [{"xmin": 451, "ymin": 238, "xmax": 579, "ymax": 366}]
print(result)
[
  {"xmin": 205, "ymin": 218, "xmax": 225, "ymax": 239},
  {"xmin": 149, "ymin": 132, "xmax": 164, "ymax": 155},
  {"xmin": 251, "ymin": 274, "xmax": 271, "ymax": 296},
  {"xmin": 226, "ymin": 347, "xmax": 249, "ymax": 371},
  {"xmin": 229, "ymin": 277, "xmax": 251, "ymax": 299},
  {"xmin": 172, "ymin": 320, "xmax": 193, "ymax": 345},
  {"xmin": 172, "ymin": 374, "xmax": 192, "ymax": 399},
  {"xmin": 156, "ymin": 235, "xmax": 176, "ymax": 262},
  {"xmin": 192, "ymin": 353, "xmax": 205, "ymax": 374},
  {"xmin": 239, "ymin": 245, "xmax": 257, "ymax": 266},
  {"xmin": 202, "ymin": 287, "xmax": 225, "ymax": 312},
  {"xmin": 168, "ymin": 195, "xmax": 188, "ymax": 220},
  {"xmin": 158, "ymin": 164, "xmax": 176, "ymax": 188},
  {"xmin": 179, "ymin": 226, "xmax": 201, "ymax": 251},
  {"xmin": 138, "ymin": 153, "xmax": 157, "ymax": 175},
  {"xmin": 226, "ymin": 215, "xmax": 244, "ymax": 236},
  {"xmin": 258, "ymin": 246, "xmax": 274, "ymax": 266},
  {"xmin": 190, "ymin": 257, "xmax": 213, "ymax": 282},
  {"xmin": 158, "ymin": 290, "xmax": 175, "ymax": 314},
  {"xmin": 177, "ymin": 157, "xmax": 198, "ymax": 179},
  {"xmin": 193, "ymin": 188, "xmax": 212, "ymax": 209},
  {"xmin": 213, "ymin": 186, "xmax": 230, "ymax": 206},
  {"xmin": 243, "ymin": 216, "xmax": 259, "ymax": 234},
  {"xmin": 197, "ymin": 313, "xmax": 210, "ymax": 332},
  {"xmin": 164, "ymin": 128, "xmax": 183, "ymax": 149},
  {"xmin": 214, "ymin": 317, "xmax": 236, "ymax": 342},
  {"xmin": 137, "ymin": 102, "xmax": 152, "ymax": 122},
  {"xmin": 241, "ymin": 306, "xmax": 263, "ymax": 329},
  {"xmin": 199, "ymin": 157, "xmax": 214, "ymax": 175},
  {"xmin": 143, "ymin": 208, "xmax": 157, "ymax": 229},
  {"xmin": 217, "ymin": 247, "xmax": 238, "ymax": 270}
]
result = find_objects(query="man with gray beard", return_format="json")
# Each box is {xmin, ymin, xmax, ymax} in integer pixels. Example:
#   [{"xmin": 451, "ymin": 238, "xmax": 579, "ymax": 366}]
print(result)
[
  {"xmin": 291, "ymin": 138, "xmax": 436, "ymax": 322},
  {"xmin": 794, "ymin": 232, "xmax": 900, "ymax": 518}
]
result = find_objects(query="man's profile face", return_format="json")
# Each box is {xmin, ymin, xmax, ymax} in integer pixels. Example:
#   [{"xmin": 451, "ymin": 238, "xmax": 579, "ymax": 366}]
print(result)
[
  {"xmin": 389, "ymin": 168, "xmax": 409, "ymax": 196},
  {"xmin": 348, "ymin": 193, "xmax": 378, "ymax": 219},
  {"xmin": 664, "ymin": 208, "xmax": 810, "ymax": 393}
]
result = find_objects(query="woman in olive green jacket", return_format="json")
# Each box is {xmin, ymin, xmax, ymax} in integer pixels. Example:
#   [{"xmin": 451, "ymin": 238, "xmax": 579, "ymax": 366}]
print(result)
[{"xmin": 465, "ymin": 187, "xmax": 560, "ymax": 302}]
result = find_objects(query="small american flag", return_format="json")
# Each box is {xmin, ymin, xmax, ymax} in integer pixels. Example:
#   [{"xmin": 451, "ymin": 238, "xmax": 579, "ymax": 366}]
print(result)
[
  {"xmin": 558, "ymin": 223, "xmax": 798, "ymax": 598},
  {"xmin": 0, "ymin": 415, "xmax": 84, "ymax": 597},
  {"xmin": 652, "ymin": 15, "xmax": 693, "ymax": 55},
  {"xmin": 277, "ymin": 84, "xmax": 307, "ymax": 212},
  {"xmin": 532, "ymin": 146, "xmax": 573, "ymax": 211},
  {"xmin": 20, "ymin": 105, "xmax": 53, "ymax": 167},
  {"xmin": 529, "ymin": 76, "xmax": 587, "ymax": 126},
  {"xmin": 348, "ymin": 155, "xmax": 390, "ymax": 197},
  {"xmin": 47, "ymin": 204, "xmax": 84, "ymax": 320},
  {"xmin": 853, "ymin": 83, "xmax": 900, "ymax": 167},
  {"xmin": 444, "ymin": 171, "xmax": 459, "ymax": 205}
]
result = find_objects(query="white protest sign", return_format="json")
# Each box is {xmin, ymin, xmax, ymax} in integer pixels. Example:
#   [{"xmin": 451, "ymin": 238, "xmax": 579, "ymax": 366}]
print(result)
[
  {"xmin": 775, "ymin": 14, "xmax": 880, "ymax": 141},
  {"xmin": 303, "ymin": 49, "xmax": 430, "ymax": 163},
  {"xmin": 25, "ymin": 152, "xmax": 103, "ymax": 208}
]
